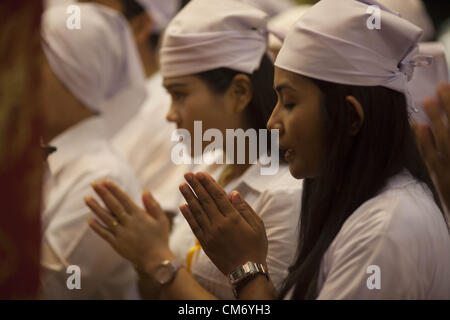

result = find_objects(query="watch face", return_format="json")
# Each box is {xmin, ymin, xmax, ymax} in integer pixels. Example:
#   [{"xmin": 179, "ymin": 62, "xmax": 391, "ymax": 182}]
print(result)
[{"xmin": 154, "ymin": 265, "xmax": 173, "ymax": 285}]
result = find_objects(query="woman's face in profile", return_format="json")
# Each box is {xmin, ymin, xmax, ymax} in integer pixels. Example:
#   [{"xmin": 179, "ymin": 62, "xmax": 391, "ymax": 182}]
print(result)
[
  {"xmin": 268, "ymin": 67, "xmax": 326, "ymax": 179},
  {"xmin": 163, "ymin": 74, "xmax": 248, "ymax": 158}
]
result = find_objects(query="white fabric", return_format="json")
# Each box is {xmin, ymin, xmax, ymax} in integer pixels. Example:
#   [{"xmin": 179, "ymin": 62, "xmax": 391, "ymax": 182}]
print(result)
[
  {"xmin": 112, "ymin": 72, "xmax": 192, "ymax": 213},
  {"xmin": 408, "ymin": 42, "xmax": 450, "ymax": 124},
  {"xmin": 275, "ymin": 0, "xmax": 425, "ymax": 117},
  {"xmin": 267, "ymin": 5, "xmax": 312, "ymax": 51},
  {"xmin": 378, "ymin": 0, "xmax": 435, "ymax": 41},
  {"xmin": 136, "ymin": 0, "xmax": 180, "ymax": 33},
  {"xmin": 239, "ymin": 0, "xmax": 296, "ymax": 18},
  {"xmin": 41, "ymin": 3, "xmax": 146, "ymax": 134},
  {"xmin": 40, "ymin": 116, "xmax": 142, "ymax": 299},
  {"xmin": 160, "ymin": 0, "xmax": 269, "ymax": 78},
  {"xmin": 316, "ymin": 171, "xmax": 450, "ymax": 299},
  {"xmin": 45, "ymin": 0, "xmax": 75, "ymax": 8},
  {"xmin": 170, "ymin": 162, "xmax": 302, "ymax": 299}
]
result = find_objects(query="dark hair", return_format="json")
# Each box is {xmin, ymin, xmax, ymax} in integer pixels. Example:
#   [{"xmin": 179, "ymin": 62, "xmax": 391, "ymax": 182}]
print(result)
[
  {"xmin": 195, "ymin": 54, "xmax": 279, "ymax": 155},
  {"xmin": 120, "ymin": 0, "xmax": 145, "ymax": 20},
  {"xmin": 279, "ymin": 80, "xmax": 445, "ymax": 300},
  {"xmin": 120, "ymin": 0, "xmax": 161, "ymax": 49}
]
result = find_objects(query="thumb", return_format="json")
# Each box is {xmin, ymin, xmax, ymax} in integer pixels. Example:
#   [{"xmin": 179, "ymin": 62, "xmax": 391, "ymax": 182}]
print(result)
[{"xmin": 142, "ymin": 190, "xmax": 163, "ymax": 220}]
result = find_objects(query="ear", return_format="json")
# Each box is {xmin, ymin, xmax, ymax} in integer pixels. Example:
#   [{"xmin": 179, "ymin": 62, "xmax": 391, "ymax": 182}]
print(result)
[
  {"xmin": 345, "ymin": 95, "xmax": 365, "ymax": 136},
  {"xmin": 228, "ymin": 74, "xmax": 253, "ymax": 114},
  {"xmin": 129, "ymin": 13, "xmax": 152, "ymax": 44}
]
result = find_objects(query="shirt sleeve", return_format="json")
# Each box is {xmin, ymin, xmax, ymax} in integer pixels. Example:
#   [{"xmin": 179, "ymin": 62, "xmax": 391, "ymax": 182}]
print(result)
[{"xmin": 316, "ymin": 206, "xmax": 423, "ymax": 300}]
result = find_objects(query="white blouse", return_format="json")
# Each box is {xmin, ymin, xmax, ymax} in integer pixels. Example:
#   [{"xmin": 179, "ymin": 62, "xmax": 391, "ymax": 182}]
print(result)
[
  {"xmin": 40, "ymin": 116, "xmax": 142, "ymax": 299},
  {"xmin": 316, "ymin": 170, "xmax": 450, "ymax": 299},
  {"xmin": 170, "ymin": 162, "xmax": 303, "ymax": 299}
]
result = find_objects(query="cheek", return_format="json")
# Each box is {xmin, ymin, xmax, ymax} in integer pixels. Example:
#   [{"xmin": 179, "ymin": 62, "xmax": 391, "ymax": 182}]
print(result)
[{"xmin": 287, "ymin": 107, "xmax": 325, "ymax": 178}]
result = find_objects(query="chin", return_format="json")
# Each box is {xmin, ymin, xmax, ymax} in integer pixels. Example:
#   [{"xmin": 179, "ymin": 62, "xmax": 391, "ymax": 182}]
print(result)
[{"xmin": 287, "ymin": 162, "xmax": 304, "ymax": 180}]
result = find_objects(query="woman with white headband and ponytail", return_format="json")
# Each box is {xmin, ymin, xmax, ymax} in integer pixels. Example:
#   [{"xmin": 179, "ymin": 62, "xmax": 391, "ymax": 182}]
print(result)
[
  {"xmin": 176, "ymin": 0, "xmax": 450, "ymax": 299},
  {"xmin": 40, "ymin": 3, "xmax": 146, "ymax": 299},
  {"xmin": 85, "ymin": 0, "xmax": 302, "ymax": 300}
]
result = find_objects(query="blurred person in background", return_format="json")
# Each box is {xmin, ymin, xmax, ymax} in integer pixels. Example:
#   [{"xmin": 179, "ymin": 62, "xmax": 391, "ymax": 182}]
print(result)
[{"xmin": 39, "ymin": 3, "xmax": 145, "ymax": 299}]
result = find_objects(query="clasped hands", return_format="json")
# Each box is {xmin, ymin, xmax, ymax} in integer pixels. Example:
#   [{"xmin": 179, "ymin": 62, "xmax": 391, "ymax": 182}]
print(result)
[{"xmin": 85, "ymin": 171, "xmax": 268, "ymax": 278}]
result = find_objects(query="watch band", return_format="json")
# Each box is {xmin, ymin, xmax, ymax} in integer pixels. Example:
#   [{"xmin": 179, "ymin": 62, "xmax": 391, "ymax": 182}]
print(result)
[{"xmin": 228, "ymin": 262, "xmax": 269, "ymax": 298}]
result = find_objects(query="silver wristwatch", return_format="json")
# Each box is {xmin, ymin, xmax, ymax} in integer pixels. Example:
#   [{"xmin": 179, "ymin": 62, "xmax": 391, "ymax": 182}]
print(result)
[
  {"xmin": 228, "ymin": 262, "xmax": 269, "ymax": 298},
  {"xmin": 152, "ymin": 258, "xmax": 183, "ymax": 286}
]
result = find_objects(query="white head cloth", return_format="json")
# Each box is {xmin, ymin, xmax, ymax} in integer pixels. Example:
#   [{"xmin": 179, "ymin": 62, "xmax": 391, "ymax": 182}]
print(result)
[
  {"xmin": 378, "ymin": 0, "xmax": 435, "ymax": 41},
  {"xmin": 408, "ymin": 42, "xmax": 450, "ymax": 124},
  {"xmin": 160, "ymin": 0, "xmax": 269, "ymax": 78},
  {"xmin": 275, "ymin": 0, "xmax": 427, "ymax": 119},
  {"xmin": 41, "ymin": 3, "xmax": 146, "ymax": 134},
  {"xmin": 136, "ymin": 0, "xmax": 181, "ymax": 33},
  {"xmin": 239, "ymin": 0, "xmax": 296, "ymax": 18},
  {"xmin": 267, "ymin": 5, "xmax": 312, "ymax": 52}
]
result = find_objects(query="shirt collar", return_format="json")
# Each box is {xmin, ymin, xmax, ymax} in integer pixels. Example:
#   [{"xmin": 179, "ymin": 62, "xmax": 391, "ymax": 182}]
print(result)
[{"xmin": 47, "ymin": 116, "xmax": 108, "ymax": 175}]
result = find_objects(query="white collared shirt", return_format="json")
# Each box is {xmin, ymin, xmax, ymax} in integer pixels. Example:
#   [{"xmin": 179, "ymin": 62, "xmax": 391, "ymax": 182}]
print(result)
[
  {"xmin": 40, "ymin": 116, "xmax": 142, "ymax": 300},
  {"xmin": 169, "ymin": 162, "xmax": 303, "ymax": 299},
  {"xmin": 112, "ymin": 72, "xmax": 191, "ymax": 214},
  {"xmin": 316, "ymin": 171, "xmax": 450, "ymax": 299}
]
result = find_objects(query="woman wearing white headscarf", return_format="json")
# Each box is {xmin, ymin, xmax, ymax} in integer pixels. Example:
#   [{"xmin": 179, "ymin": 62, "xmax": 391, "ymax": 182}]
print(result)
[
  {"xmin": 39, "ymin": 3, "xmax": 145, "ymax": 299},
  {"xmin": 157, "ymin": 0, "xmax": 450, "ymax": 299},
  {"xmin": 193, "ymin": 0, "xmax": 450, "ymax": 299},
  {"xmin": 85, "ymin": 0, "xmax": 302, "ymax": 300}
]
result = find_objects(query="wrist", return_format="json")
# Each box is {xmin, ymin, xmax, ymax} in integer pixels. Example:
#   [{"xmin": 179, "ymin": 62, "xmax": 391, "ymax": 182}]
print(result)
[
  {"xmin": 136, "ymin": 249, "xmax": 175, "ymax": 276},
  {"xmin": 228, "ymin": 261, "xmax": 269, "ymax": 299}
]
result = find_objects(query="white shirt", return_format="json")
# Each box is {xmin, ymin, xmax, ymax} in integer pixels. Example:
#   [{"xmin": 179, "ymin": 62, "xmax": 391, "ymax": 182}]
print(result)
[
  {"xmin": 112, "ymin": 72, "xmax": 190, "ymax": 213},
  {"xmin": 316, "ymin": 171, "xmax": 450, "ymax": 299},
  {"xmin": 40, "ymin": 116, "xmax": 142, "ymax": 300},
  {"xmin": 170, "ymin": 162, "xmax": 303, "ymax": 299}
]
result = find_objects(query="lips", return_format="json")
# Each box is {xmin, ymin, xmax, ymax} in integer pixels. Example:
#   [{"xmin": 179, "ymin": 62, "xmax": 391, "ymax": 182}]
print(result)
[
  {"xmin": 279, "ymin": 143, "xmax": 294, "ymax": 162},
  {"xmin": 284, "ymin": 149, "xmax": 294, "ymax": 161}
]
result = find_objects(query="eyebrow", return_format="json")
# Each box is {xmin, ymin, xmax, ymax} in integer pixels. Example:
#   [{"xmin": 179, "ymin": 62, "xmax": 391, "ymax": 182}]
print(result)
[
  {"xmin": 163, "ymin": 83, "xmax": 189, "ymax": 91},
  {"xmin": 274, "ymin": 83, "xmax": 296, "ymax": 93}
]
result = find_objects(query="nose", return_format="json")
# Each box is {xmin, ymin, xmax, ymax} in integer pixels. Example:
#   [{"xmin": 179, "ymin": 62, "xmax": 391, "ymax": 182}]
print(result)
[
  {"xmin": 267, "ymin": 104, "xmax": 284, "ymax": 135},
  {"xmin": 166, "ymin": 105, "xmax": 179, "ymax": 124}
]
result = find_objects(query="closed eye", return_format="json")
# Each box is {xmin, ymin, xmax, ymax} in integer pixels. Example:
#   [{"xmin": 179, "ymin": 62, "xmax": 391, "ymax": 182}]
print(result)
[
  {"xmin": 170, "ymin": 91, "xmax": 187, "ymax": 102},
  {"xmin": 284, "ymin": 103, "xmax": 295, "ymax": 110}
]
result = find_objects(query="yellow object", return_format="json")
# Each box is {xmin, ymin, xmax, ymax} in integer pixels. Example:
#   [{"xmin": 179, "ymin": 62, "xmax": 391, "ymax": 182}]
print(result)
[{"xmin": 186, "ymin": 238, "xmax": 201, "ymax": 272}]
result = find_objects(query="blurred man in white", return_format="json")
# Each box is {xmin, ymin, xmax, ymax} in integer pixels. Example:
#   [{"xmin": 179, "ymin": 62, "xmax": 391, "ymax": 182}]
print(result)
[{"xmin": 39, "ymin": 3, "xmax": 145, "ymax": 299}]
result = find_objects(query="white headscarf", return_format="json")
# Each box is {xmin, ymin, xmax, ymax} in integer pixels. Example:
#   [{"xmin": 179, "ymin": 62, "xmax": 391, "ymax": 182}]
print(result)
[
  {"xmin": 136, "ymin": 0, "xmax": 181, "ymax": 33},
  {"xmin": 378, "ymin": 0, "xmax": 435, "ymax": 41},
  {"xmin": 267, "ymin": 5, "xmax": 312, "ymax": 52},
  {"xmin": 160, "ymin": 0, "xmax": 269, "ymax": 78},
  {"xmin": 239, "ymin": 0, "xmax": 296, "ymax": 18},
  {"xmin": 41, "ymin": 3, "xmax": 146, "ymax": 133},
  {"xmin": 275, "ymin": 0, "xmax": 427, "ymax": 118}
]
